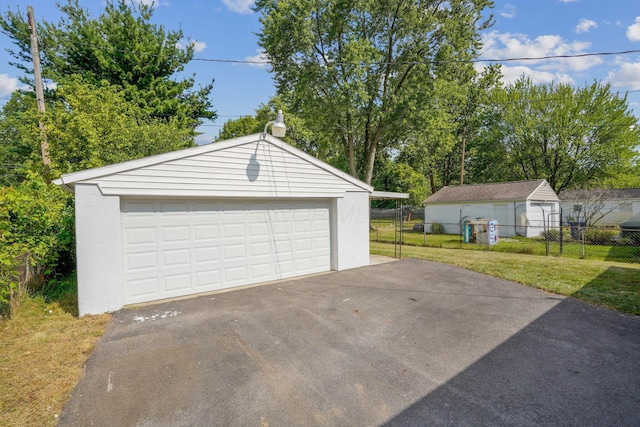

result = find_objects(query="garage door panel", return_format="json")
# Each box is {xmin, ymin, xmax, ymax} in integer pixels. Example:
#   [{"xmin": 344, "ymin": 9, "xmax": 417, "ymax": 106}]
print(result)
[
  {"xmin": 122, "ymin": 201, "xmax": 155, "ymax": 215},
  {"xmin": 195, "ymin": 247, "xmax": 219, "ymax": 263},
  {"xmin": 124, "ymin": 227, "xmax": 156, "ymax": 246},
  {"xmin": 195, "ymin": 270, "xmax": 220, "ymax": 287},
  {"xmin": 224, "ymin": 243, "xmax": 247, "ymax": 260},
  {"xmin": 250, "ymin": 241, "xmax": 270, "ymax": 257},
  {"xmin": 161, "ymin": 226, "xmax": 190, "ymax": 243},
  {"xmin": 122, "ymin": 199, "xmax": 331, "ymax": 305},
  {"xmin": 314, "ymin": 219, "xmax": 330, "ymax": 231},
  {"xmin": 224, "ymin": 266, "xmax": 249, "ymax": 283},
  {"xmin": 314, "ymin": 236, "xmax": 331, "ymax": 250},
  {"xmin": 222, "ymin": 223, "xmax": 246, "ymax": 238},
  {"xmin": 250, "ymin": 263, "xmax": 272, "ymax": 280},
  {"xmin": 126, "ymin": 251, "xmax": 158, "ymax": 271},
  {"xmin": 274, "ymin": 260, "xmax": 293, "ymax": 275},
  {"xmin": 127, "ymin": 277, "xmax": 159, "ymax": 298},
  {"xmin": 165, "ymin": 273, "xmax": 191, "ymax": 292},
  {"xmin": 249, "ymin": 223, "xmax": 269, "ymax": 236},
  {"xmin": 314, "ymin": 254, "xmax": 331, "ymax": 268},
  {"xmin": 295, "ymin": 238, "xmax": 313, "ymax": 251},
  {"xmin": 162, "ymin": 249, "xmax": 190, "ymax": 266},
  {"xmin": 194, "ymin": 224, "xmax": 219, "ymax": 240}
]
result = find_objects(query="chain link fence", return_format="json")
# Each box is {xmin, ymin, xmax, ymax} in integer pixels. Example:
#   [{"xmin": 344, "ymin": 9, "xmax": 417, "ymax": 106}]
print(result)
[{"xmin": 370, "ymin": 208, "xmax": 640, "ymax": 264}]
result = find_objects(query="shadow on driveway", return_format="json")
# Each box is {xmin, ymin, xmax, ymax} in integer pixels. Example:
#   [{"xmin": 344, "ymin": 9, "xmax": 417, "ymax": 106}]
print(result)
[{"xmin": 59, "ymin": 259, "xmax": 640, "ymax": 426}]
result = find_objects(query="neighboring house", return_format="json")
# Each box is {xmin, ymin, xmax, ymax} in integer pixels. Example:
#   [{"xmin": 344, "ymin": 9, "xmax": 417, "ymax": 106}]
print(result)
[
  {"xmin": 559, "ymin": 188, "xmax": 640, "ymax": 227},
  {"xmin": 55, "ymin": 133, "xmax": 373, "ymax": 316},
  {"xmin": 423, "ymin": 179, "xmax": 560, "ymax": 238}
]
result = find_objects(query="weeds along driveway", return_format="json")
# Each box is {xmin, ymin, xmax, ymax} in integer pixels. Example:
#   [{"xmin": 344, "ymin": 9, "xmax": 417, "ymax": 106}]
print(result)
[{"xmin": 59, "ymin": 258, "xmax": 640, "ymax": 426}]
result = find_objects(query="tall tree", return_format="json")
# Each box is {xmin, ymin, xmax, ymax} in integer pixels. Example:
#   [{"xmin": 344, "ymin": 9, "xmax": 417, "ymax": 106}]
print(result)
[
  {"xmin": 255, "ymin": 0, "xmax": 494, "ymax": 184},
  {"xmin": 43, "ymin": 77, "xmax": 195, "ymax": 176},
  {"xmin": 470, "ymin": 78, "xmax": 640, "ymax": 192},
  {"xmin": 396, "ymin": 63, "xmax": 500, "ymax": 193},
  {"xmin": 0, "ymin": 92, "xmax": 40, "ymax": 186},
  {"xmin": 372, "ymin": 160, "xmax": 428, "ymax": 206},
  {"xmin": 216, "ymin": 99, "xmax": 344, "ymax": 164},
  {"xmin": 0, "ymin": 0, "xmax": 215, "ymax": 127}
]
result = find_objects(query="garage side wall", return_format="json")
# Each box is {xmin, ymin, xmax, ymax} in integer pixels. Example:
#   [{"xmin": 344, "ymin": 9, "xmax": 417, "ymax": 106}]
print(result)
[
  {"xmin": 75, "ymin": 184, "xmax": 123, "ymax": 316},
  {"xmin": 333, "ymin": 192, "xmax": 370, "ymax": 270}
]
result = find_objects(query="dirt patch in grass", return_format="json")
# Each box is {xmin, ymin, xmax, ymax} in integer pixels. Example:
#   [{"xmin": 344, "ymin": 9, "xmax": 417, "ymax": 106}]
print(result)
[{"xmin": 0, "ymin": 297, "xmax": 110, "ymax": 426}]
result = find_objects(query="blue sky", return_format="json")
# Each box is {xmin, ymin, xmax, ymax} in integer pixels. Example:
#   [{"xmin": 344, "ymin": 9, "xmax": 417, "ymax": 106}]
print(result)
[{"xmin": 1, "ymin": 0, "xmax": 639, "ymax": 145}]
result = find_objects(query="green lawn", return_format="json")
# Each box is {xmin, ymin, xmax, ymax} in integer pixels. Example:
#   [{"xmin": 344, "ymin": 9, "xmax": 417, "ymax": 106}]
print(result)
[
  {"xmin": 371, "ymin": 241, "xmax": 640, "ymax": 316},
  {"xmin": 370, "ymin": 222, "xmax": 640, "ymax": 263}
]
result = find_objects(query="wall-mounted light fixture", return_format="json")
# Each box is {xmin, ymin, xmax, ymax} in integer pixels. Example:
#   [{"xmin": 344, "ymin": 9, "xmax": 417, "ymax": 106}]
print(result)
[{"xmin": 263, "ymin": 110, "xmax": 286, "ymax": 138}]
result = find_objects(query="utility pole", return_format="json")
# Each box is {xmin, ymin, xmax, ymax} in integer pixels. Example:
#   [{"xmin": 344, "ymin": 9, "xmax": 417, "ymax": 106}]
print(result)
[
  {"xmin": 459, "ymin": 133, "xmax": 466, "ymax": 185},
  {"xmin": 27, "ymin": 5, "xmax": 50, "ymax": 172}
]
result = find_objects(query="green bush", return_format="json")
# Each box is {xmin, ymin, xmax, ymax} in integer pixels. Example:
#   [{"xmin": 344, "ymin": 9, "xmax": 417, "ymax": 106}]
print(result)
[
  {"xmin": 585, "ymin": 228, "xmax": 618, "ymax": 246},
  {"xmin": 0, "ymin": 174, "xmax": 75, "ymax": 317},
  {"xmin": 540, "ymin": 229, "xmax": 561, "ymax": 242},
  {"xmin": 617, "ymin": 237, "xmax": 634, "ymax": 246},
  {"xmin": 430, "ymin": 222, "xmax": 445, "ymax": 234}
]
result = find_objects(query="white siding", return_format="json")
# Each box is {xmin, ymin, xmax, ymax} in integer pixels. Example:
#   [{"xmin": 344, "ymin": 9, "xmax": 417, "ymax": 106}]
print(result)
[
  {"xmin": 424, "ymin": 201, "xmax": 564, "ymax": 238},
  {"xmin": 85, "ymin": 141, "xmax": 359, "ymax": 198},
  {"xmin": 333, "ymin": 192, "xmax": 370, "ymax": 270},
  {"xmin": 529, "ymin": 181, "xmax": 560, "ymax": 202},
  {"xmin": 75, "ymin": 184, "xmax": 124, "ymax": 315},
  {"xmin": 425, "ymin": 203, "xmax": 498, "ymax": 235},
  {"xmin": 560, "ymin": 199, "xmax": 640, "ymax": 226}
]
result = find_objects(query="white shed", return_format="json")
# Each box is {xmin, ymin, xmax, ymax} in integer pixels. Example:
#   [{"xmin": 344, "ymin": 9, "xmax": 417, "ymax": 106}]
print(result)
[
  {"xmin": 423, "ymin": 180, "xmax": 560, "ymax": 238},
  {"xmin": 55, "ymin": 133, "xmax": 372, "ymax": 316}
]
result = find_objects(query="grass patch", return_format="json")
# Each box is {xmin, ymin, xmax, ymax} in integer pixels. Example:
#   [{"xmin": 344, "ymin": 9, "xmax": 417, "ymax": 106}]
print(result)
[
  {"xmin": 370, "ymin": 225, "xmax": 640, "ymax": 263},
  {"xmin": 371, "ymin": 241, "xmax": 640, "ymax": 316},
  {"xmin": 0, "ymin": 284, "xmax": 109, "ymax": 426}
]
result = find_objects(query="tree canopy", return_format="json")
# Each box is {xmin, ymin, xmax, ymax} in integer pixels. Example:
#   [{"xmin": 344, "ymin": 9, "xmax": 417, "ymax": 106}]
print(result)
[
  {"xmin": 255, "ymin": 0, "xmax": 494, "ymax": 185},
  {"xmin": 0, "ymin": 0, "xmax": 216, "ymax": 183},
  {"xmin": 44, "ymin": 77, "xmax": 196, "ymax": 176},
  {"xmin": 0, "ymin": 0, "xmax": 215, "ymax": 127},
  {"xmin": 469, "ymin": 78, "xmax": 640, "ymax": 192}
]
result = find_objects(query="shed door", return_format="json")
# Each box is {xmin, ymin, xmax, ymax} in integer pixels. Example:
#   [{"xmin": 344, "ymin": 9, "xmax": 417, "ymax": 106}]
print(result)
[{"xmin": 121, "ymin": 199, "xmax": 331, "ymax": 305}]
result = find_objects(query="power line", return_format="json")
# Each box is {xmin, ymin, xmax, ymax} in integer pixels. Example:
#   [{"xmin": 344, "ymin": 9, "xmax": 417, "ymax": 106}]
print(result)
[
  {"xmin": 192, "ymin": 48, "xmax": 640, "ymax": 66},
  {"xmin": 51, "ymin": 39, "xmax": 640, "ymax": 66}
]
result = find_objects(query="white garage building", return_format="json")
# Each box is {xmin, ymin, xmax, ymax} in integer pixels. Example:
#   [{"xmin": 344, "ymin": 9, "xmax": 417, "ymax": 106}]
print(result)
[{"xmin": 55, "ymin": 134, "xmax": 372, "ymax": 316}]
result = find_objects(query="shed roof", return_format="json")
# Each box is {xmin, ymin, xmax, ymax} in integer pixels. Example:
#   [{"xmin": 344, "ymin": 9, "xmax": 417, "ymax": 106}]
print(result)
[
  {"xmin": 559, "ymin": 188, "xmax": 640, "ymax": 200},
  {"xmin": 424, "ymin": 179, "xmax": 559, "ymax": 204},
  {"xmin": 54, "ymin": 133, "xmax": 373, "ymax": 198}
]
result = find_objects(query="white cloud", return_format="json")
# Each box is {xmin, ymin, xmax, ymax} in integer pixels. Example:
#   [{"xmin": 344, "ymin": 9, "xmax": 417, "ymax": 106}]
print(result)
[
  {"xmin": 627, "ymin": 17, "xmax": 640, "ymax": 42},
  {"xmin": 606, "ymin": 62, "xmax": 640, "ymax": 90},
  {"xmin": 243, "ymin": 50, "xmax": 269, "ymax": 68},
  {"xmin": 0, "ymin": 74, "xmax": 21, "ymax": 97},
  {"xmin": 130, "ymin": 0, "xmax": 158, "ymax": 7},
  {"xmin": 498, "ymin": 65, "xmax": 574, "ymax": 85},
  {"xmin": 576, "ymin": 19, "xmax": 597, "ymax": 34},
  {"xmin": 221, "ymin": 0, "xmax": 254, "ymax": 14},
  {"xmin": 176, "ymin": 40, "xmax": 207, "ymax": 52},
  {"xmin": 558, "ymin": 0, "xmax": 578, "ymax": 3},
  {"xmin": 192, "ymin": 41, "xmax": 207, "ymax": 52},
  {"xmin": 500, "ymin": 4, "xmax": 516, "ymax": 19},
  {"xmin": 481, "ymin": 31, "xmax": 602, "ymax": 73}
]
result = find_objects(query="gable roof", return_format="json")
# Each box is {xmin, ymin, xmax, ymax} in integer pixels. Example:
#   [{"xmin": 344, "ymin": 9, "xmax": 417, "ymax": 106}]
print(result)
[
  {"xmin": 424, "ymin": 179, "xmax": 559, "ymax": 204},
  {"xmin": 54, "ymin": 133, "xmax": 372, "ymax": 197},
  {"xmin": 559, "ymin": 188, "xmax": 640, "ymax": 200}
]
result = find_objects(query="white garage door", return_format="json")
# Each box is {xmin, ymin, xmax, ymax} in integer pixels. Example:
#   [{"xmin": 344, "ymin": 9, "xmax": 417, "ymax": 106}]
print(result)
[{"xmin": 121, "ymin": 199, "xmax": 331, "ymax": 305}]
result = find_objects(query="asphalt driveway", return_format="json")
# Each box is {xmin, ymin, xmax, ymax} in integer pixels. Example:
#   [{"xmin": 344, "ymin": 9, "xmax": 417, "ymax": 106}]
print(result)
[{"xmin": 60, "ymin": 258, "xmax": 640, "ymax": 426}]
